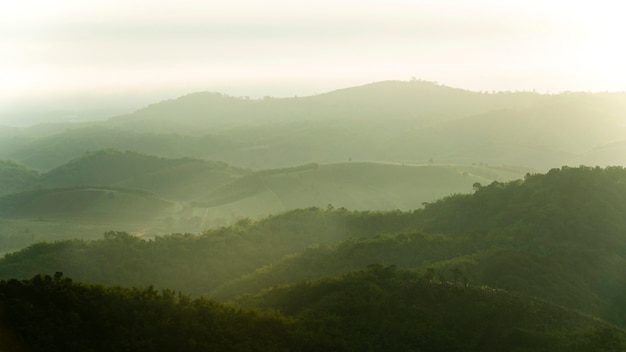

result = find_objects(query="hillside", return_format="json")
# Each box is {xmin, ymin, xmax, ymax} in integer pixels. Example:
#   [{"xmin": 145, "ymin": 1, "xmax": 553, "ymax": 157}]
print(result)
[
  {"xmin": 0, "ymin": 187, "xmax": 175, "ymax": 222},
  {"xmin": 0, "ymin": 152, "xmax": 527, "ymax": 254},
  {"xmin": 0, "ymin": 160, "xmax": 40, "ymax": 196},
  {"xmin": 387, "ymin": 92, "xmax": 626, "ymax": 168},
  {"xmin": 0, "ymin": 210, "xmax": 380, "ymax": 294},
  {"xmin": 214, "ymin": 166, "xmax": 626, "ymax": 325},
  {"xmin": 579, "ymin": 139, "xmax": 626, "ymax": 166},
  {"xmin": 1, "ymin": 166, "xmax": 625, "ymax": 327},
  {"xmin": 241, "ymin": 267, "xmax": 626, "ymax": 352},
  {"xmin": 1, "ymin": 269, "xmax": 624, "ymax": 352},
  {"xmin": 194, "ymin": 162, "xmax": 529, "ymax": 221},
  {"xmin": 107, "ymin": 80, "xmax": 546, "ymax": 134},
  {"xmin": 3, "ymin": 81, "xmax": 626, "ymax": 171},
  {"xmin": 1, "ymin": 148, "xmax": 529, "ymax": 225},
  {"xmin": 3, "ymin": 126, "xmax": 240, "ymax": 171},
  {"xmin": 39, "ymin": 149, "xmax": 250, "ymax": 201}
]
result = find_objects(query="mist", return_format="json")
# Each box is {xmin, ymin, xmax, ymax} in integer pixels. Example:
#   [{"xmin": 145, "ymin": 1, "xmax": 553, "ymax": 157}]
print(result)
[{"xmin": 1, "ymin": 1, "xmax": 626, "ymax": 350}]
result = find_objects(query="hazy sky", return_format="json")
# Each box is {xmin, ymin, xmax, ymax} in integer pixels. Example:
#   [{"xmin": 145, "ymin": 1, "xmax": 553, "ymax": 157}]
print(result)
[{"xmin": 1, "ymin": 0, "xmax": 625, "ymax": 118}]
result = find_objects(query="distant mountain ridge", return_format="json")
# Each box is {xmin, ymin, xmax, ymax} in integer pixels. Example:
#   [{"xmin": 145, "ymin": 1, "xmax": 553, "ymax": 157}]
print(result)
[
  {"xmin": 106, "ymin": 80, "xmax": 546, "ymax": 133},
  {"xmin": 3, "ymin": 80, "xmax": 626, "ymax": 171}
]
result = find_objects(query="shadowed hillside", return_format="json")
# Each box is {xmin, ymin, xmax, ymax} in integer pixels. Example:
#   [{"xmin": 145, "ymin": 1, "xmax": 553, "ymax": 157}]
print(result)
[
  {"xmin": 0, "ymin": 187, "xmax": 175, "ymax": 222},
  {"xmin": 39, "ymin": 149, "xmax": 250, "ymax": 201},
  {"xmin": 0, "ymin": 160, "xmax": 40, "ymax": 197},
  {"xmin": 214, "ymin": 166, "xmax": 626, "ymax": 325},
  {"xmin": 1, "ymin": 269, "xmax": 624, "ymax": 352},
  {"xmin": 2, "ymin": 166, "xmax": 626, "ymax": 327}
]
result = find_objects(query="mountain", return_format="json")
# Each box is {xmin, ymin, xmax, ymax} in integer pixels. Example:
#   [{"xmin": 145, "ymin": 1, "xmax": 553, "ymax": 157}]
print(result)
[
  {"xmin": 106, "ymin": 80, "xmax": 545, "ymax": 134},
  {"xmin": 3, "ymin": 80, "xmax": 625, "ymax": 171}
]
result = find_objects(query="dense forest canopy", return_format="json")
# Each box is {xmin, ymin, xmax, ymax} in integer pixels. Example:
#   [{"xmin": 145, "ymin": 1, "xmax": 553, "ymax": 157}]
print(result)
[
  {"xmin": 2, "ymin": 269, "xmax": 624, "ymax": 352},
  {"xmin": 1, "ymin": 166, "xmax": 626, "ymax": 332}
]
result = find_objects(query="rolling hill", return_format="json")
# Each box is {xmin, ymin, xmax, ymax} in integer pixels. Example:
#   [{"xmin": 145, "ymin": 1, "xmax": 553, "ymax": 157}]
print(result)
[
  {"xmin": 2, "ymin": 166, "xmax": 625, "ymax": 328},
  {"xmin": 3, "ymin": 80, "xmax": 626, "ymax": 171},
  {"xmin": 0, "ymin": 160, "xmax": 40, "ymax": 197},
  {"xmin": 0, "ymin": 187, "xmax": 175, "ymax": 222},
  {"xmin": 239, "ymin": 267, "xmax": 626, "ymax": 352},
  {"xmin": 106, "ymin": 80, "xmax": 547, "ymax": 134},
  {"xmin": 0, "ymin": 149, "xmax": 529, "ymax": 227},
  {"xmin": 0, "ymin": 150, "xmax": 529, "ymax": 254},
  {"xmin": 194, "ymin": 161, "xmax": 530, "ymax": 223},
  {"xmin": 1, "ymin": 268, "xmax": 624, "ymax": 352},
  {"xmin": 213, "ymin": 166, "xmax": 626, "ymax": 325},
  {"xmin": 2, "ymin": 80, "xmax": 626, "ymax": 350},
  {"xmin": 38, "ymin": 149, "xmax": 250, "ymax": 201}
]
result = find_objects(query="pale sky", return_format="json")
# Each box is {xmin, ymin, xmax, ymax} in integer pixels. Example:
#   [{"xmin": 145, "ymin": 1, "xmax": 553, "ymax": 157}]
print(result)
[{"xmin": 1, "ymin": 0, "xmax": 625, "ymax": 120}]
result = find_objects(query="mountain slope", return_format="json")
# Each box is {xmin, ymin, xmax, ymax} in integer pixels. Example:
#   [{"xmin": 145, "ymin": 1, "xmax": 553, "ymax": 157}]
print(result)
[
  {"xmin": 0, "ymin": 160, "xmax": 40, "ymax": 196},
  {"xmin": 4, "ymin": 126, "xmax": 242, "ymax": 171},
  {"xmin": 1, "ymin": 167, "xmax": 626, "ymax": 326},
  {"xmin": 5, "ymin": 80, "xmax": 626, "ymax": 171},
  {"xmin": 39, "ymin": 149, "xmax": 250, "ymax": 201},
  {"xmin": 195, "ymin": 162, "xmax": 529, "ymax": 220},
  {"xmin": 108, "ymin": 80, "xmax": 546, "ymax": 133},
  {"xmin": 242, "ymin": 266, "xmax": 626, "ymax": 352},
  {"xmin": 0, "ymin": 187, "xmax": 175, "ymax": 222},
  {"xmin": 216, "ymin": 166, "xmax": 626, "ymax": 324},
  {"xmin": 2, "ymin": 269, "xmax": 624, "ymax": 352}
]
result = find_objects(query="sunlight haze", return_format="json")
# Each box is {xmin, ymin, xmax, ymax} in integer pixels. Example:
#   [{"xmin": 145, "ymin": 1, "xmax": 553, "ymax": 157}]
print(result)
[{"xmin": 1, "ymin": 0, "xmax": 625, "ymax": 124}]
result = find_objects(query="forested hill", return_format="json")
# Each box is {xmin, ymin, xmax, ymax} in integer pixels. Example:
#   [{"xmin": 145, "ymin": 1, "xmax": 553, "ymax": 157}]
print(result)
[
  {"xmin": 0, "ymin": 160, "xmax": 39, "ymax": 196},
  {"xmin": 38, "ymin": 149, "xmax": 250, "ymax": 201},
  {"xmin": 1, "ymin": 166, "xmax": 626, "ymax": 327},
  {"xmin": 3, "ymin": 80, "xmax": 626, "ymax": 170},
  {"xmin": 221, "ymin": 166, "xmax": 626, "ymax": 324},
  {"xmin": 418, "ymin": 165, "xmax": 626, "ymax": 258},
  {"xmin": 106, "ymin": 80, "xmax": 546, "ymax": 133},
  {"xmin": 1, "ymin": 269, "xmax": 624, "ymax": 352}
]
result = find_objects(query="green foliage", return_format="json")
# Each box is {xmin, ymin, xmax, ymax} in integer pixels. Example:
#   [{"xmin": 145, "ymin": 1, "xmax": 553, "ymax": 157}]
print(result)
[
  {"xmin": 214, "ymin": 166, "xmax": 626, "ymax": 327},
  {"xmin": 413, "ymin": 166, "xmax": 626, "ymax": 323},
  {"xmin": 0, "ymin": 208, "xmax": 412, "ymax": 295},
  {"xmin": 2, "ymin": 166, "xmax": 626, "ymax": 332},
  {"xmin": 0, "ymin": 274, "xmax": 295, "ymax": 352},
  {"xmin": 212, "ymin": 231, "xmax": 465, "ymax": 299},
  {"xmin": 242, "ymin": 266, "xmax": 626, "ymax": 352},
  {"xmin": 0, "ymin": 159, "xmax": 40, "ymax": 196},
  {"xmin": 2, "ymin": 270, "xmax": 624, "ymax": 352}
]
